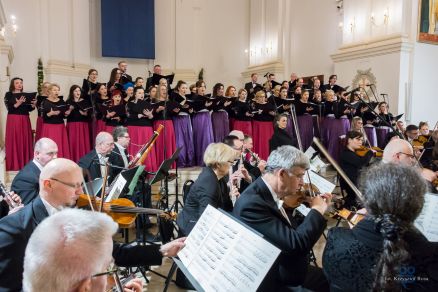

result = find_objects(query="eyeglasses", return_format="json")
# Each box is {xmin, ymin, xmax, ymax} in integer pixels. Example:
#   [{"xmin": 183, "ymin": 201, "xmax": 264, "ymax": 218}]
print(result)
[
  {"xmin": 50, "ymin": 178, "xmax": 84, "ymax": 190},
  {"xmin": 92, "ymin": 261, "xmax": 119, "ymax": 278},
  {"xmin": 397, "ymin": 152, "xmax": 416, "ymax": 159},
  {"xmin": 122, "ymin": 135, "xmax": 130, "ymax": 139}
]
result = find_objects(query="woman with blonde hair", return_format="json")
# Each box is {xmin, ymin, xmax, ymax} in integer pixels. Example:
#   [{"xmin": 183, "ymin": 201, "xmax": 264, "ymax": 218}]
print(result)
[{"xmin": 177, "ymin": 143, "xmax": 238, "ymax": 236}]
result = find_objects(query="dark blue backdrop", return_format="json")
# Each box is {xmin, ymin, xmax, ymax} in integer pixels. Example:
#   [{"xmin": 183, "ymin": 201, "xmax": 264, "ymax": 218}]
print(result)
[{"xmin": 101, "ymin": 0, "xmax": 155, "ymax": 59}]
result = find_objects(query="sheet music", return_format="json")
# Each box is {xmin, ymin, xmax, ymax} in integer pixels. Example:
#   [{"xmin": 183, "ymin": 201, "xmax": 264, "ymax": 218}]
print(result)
[
  {"xmin": 105, "ymin": 175, "xmax": 127, "ymax": 202},
  {"xmin": 178, "ymin": 205, "xmax": 281, "ymax": 292},
  {"xmin": 304, "ymin": 147, "xmax": 327, "ymax": 173},
  {"xmin": 414, "ymin": 193, "xmax": 438, "ymax": 242},
  {"xmin": 303, "ymin": 170, "xmax": 336, "ymax": 194}
]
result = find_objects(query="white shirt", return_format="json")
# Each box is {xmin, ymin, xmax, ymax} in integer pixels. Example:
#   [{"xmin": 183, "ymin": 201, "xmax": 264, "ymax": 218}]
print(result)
[
  {"xmin": 40, "ymin": 196, "xmax": 62, "ymax": 216},
  {"xmin": 261, "ymin": 177, "xmax": 291, "ymax": 226},
  {"xmin": 97, "ymin": 153, "xmax": 109, "ymax": 177},
  {"xmin": 115, "ymin": 143, "xmax": 129, "ymax": 168}
]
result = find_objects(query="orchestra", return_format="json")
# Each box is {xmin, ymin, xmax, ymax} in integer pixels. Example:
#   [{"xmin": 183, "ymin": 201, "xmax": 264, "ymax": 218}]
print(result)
[{"xmin": 1, "ymin": 64, "xmax": 438, "ymax": 291}]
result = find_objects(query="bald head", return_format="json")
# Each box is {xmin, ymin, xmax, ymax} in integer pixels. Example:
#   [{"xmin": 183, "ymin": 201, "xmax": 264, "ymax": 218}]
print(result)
[
  {"xmin": 40, "ymin": 158, "xmax": 83, "ymax": 208},
  {"xmin": 34, "ymin": 138, "xmax": 58, "ymax": 166},
  {"xmin": 383, "ymin": 139, "xmax": 415, "ymax": 165}
]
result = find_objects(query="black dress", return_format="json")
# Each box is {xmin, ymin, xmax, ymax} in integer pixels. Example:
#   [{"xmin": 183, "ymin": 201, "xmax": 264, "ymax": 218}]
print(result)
[
  {"xmin": 269, "ymin": 126, "xmax": 295, "ymax": 153},
  {"xmin": 323, "ymin": 218, "xmax": 438, "ymax": 292}
]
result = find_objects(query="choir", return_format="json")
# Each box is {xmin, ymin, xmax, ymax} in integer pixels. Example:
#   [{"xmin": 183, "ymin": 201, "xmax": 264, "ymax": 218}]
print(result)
[{"xmin": 2, "ymin": 64, "xmax": 430, "ymax": 171}]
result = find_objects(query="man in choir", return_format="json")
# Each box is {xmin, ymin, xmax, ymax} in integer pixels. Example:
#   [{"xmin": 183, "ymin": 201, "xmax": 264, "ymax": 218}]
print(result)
[
  {"xmin": 78, "ymin": 131, "xmax": 115, "ymax": 181},
  {"xmin": 23, "ymin": 209, "xmax": 143, "ymax": 292},
  {"xmin": 146, "ymin": 64, "xmax": 162, "ymax": 89},
  {"xmin": 0, "ymin": 158, "xmax": 186, "ymax": 291},
  {"xmin": 11, "ymin": 137, "xmax": 58, "ymax": 205},
  {"xmin": 383, "ymin": 139, "xmax": 437, "ymax": 183},
  {"xmin": 118, "ymin": 60, "xmax": 133, "ymax": 84},
  {"xmin": 108, "ymin": 126, "xmax": 131, "ymax": 183},
  {"xmin": 288, "ymin": 72, "xmax": 298, "ymax": 89},
  {"xmin": 244, "ymin": 73, "xmax": 261, "ymax": 96},
  {"xmin": 233, "ymin": 145, "xmax": 332, "ymax": 291},
  {"xmin": 322, "ymin": 74, "xmax": 342, "ymax": 93}
]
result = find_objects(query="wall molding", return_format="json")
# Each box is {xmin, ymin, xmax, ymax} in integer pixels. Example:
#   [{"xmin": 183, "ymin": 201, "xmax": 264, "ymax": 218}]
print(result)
[
  {"xmin": 173, "ymin": 69, "xmax": 198, "ymax": 83},
  {"xmin": 331, "ymin": 34, "xmax": 414, "ymax": 62},
  {"xmin": 45, "ymin": 59, "xmax": 90, "ymax": 77},
  {"xmin": 241, "ymin": 61, "xmax": 284, "ymax": 79},
  {"xmin": 0, "ymin": 37, "xmax": 14, "ymax": 64}
]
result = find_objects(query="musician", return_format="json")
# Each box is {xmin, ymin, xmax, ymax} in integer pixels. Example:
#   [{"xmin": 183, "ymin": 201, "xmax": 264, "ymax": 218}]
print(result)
[
  {"xmin": 4, "ymin": 77, "xmax": 35, "ymax": 171},
  {"xmin": 191, "ymin": 80, "xmax": 214, "ymax": 166},
  {"xmin": 233, "ymin": 146, "xmax": 332, "ymax": 291},
  {"xmin": 41, "ymin": 83, "xmax": 72, "ymax": 159},
  {"xmin": 152, "ymin": 84, "xmax": 178, "ymax": 168},
  {"xmin": 93, "ymin": 83, "xmax": 111, "ymax": 137},
  {"xmin": 322, "ymin": 74, "xmax": 342, "ymax": 93},
  {"xmin": 107, "ymin": 68, "xmax": 122, "ymax": 95},
  {"xmin": 405, "ymin": 124, "xmax": 420, "ymax": 143},
  {"xmin": 339, "ymin": 131, "xmax": 373, "ymax": 209},
  {"xmin": 81, "ymin": 68, "xmax": 99, "ymax": 96},
  {"xmin": 351, "ymin": 116, "xmax": 375, "ymax": 146},
  {"xmin": 11, "ymin": 138, "xmax": 58, "ymax": 205},
  {"xmin": 210, "ymin": 83, "xmax": 230, "ymax": 143},
  {"xmin": 66, "ymin": 85, "xmax": 92, "ymax": 162},
  {"xmin": 0, "ymin": 158, "xmax": 186, "ymax": 291},
  {"xmin": 118, "ymin": 60, "xmax": 133, "ymax": 84},
  {"xmin": 170, "ymin": 80, "xmax": 195, "ymax": 168},
  {"xmin": 35, "ymin": 81, "xmax": 50, "ymax": 142},
  {"xmin": 323, "ymin": 163, "xmax": 438, "ymax": 291},
  {"xmin": 0, "ymin": 192, "xmax": 23, "ymax": 219},
  {"xmin": 383, "ymin": 139, "xmax": 438, "ymax": 183},
  {"xmin": 231, "ymin": 89, "xmax": 253, "ymax": 136},
  {"xmin": 126, "ymin": 86, "xmax": 158, "ymax": 172},
  {"xmin": 177, "ymin": 143, "xmax": 237, "ymax": 236},
  {"xmin": 252, "ymin": 90, "xmax": 276, "ymax": 160},
  {"xmin": 108, "ymin": 126, "xmax": 131, "ymax": 183},
  {"xmin": 269, "ymin": 114, "xmax": 296, "ymax": 153},
  {"xmin": 78, "ymin": 132, "xmax": 115, "ymax": 181},
  {"xmin": 244, "ymin": 73, "xmax": 261, "ymax": 96},
  {"xmin": 103, "ymin": 89, "xmax": 126, "ymax": 133},
  {"xmin": 23, "ymin": 209, "xmax": 143, "ymax": 292},
  {"xmin": 419, "ymin": 121, "xmax": 430, "ymax": 135}
]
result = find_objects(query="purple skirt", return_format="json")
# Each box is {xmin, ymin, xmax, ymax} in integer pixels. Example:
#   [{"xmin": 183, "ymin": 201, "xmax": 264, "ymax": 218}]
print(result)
[
  {"xmin": 312, "ymin": 115, "xmax": 322, "ymax": 139},
  {"xmin": 173, "ymin": 115, "xmax": 195, "ymax": 168},
  {"xmin": 286, "ymin": 116, "xmax": 295, "ymax": 138},
  {"xmin": 192, "ymin": 112, "xmax": 214, "ymax": 166},
  {"xmin": 376, "ymin": 126, "xmax": 392, "ymax": 149},
  {"xmin": 297, "ymin": 115, "xmax": 314, "ymax": 151},
  {"xmin": 5, "ymin": 114, "xmax": 33, "ymax": 171},
  {"xmin": 211, "ymin": 111, "xmax": 229, "ymax": 142},
  {"xmin": 325, "ymin": 117, "xmax": 350, "ymax": 162},
  {"xmin": 363, "ymin": 126, "xmax": 378, "ymax": 147}
]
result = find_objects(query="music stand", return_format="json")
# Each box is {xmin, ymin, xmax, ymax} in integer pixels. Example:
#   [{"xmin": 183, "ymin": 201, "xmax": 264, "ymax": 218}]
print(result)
[{"xmin": 149, "ymin": 147, "xmax": 182, "ymax": 211}]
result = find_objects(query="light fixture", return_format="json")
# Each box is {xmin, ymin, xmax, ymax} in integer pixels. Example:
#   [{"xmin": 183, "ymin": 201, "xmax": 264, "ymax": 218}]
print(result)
[{"xmin": 383, "ymin": 8, "xmax": 389, "ymax": 25}]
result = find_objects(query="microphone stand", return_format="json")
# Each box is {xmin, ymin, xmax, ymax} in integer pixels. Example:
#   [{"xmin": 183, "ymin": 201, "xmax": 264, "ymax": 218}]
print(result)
[{"xmin": 366, "ymin": 84, "xmax": 380, "ymax": 103}]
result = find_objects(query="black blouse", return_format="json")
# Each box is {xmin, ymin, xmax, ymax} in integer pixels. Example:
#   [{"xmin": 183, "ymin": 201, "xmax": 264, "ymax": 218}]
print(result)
[
  {"xmin": 126, "ymin": 100, "xmax": 153, "ymax": 127},
  {"xmin": 66, "ymin": 98, "xmax": 92, "ymax": 123},
  {"xmin": 252, "ymin": 102, "xmax": 276, "ymax": 121},
  {"xmin": 4, "ymin": 92, "xmax": 35, "ymax": 115},
  {"xmin": 42, "ymin": 99, "xmax": 69, "ymax": 124}
]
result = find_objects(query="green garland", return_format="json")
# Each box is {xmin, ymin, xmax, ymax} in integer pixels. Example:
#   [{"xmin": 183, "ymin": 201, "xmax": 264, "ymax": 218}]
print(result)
[
  {"xmin": 198, "ymin": 68, "xmax": 204, "ymax": 81},
  {"xmin": 37, "ymin": 58, "xmax": 43, "ymax": 94}
]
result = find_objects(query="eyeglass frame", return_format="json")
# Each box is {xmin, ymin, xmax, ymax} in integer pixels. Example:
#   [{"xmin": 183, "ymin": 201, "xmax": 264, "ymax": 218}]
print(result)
[{"xmin": 49, "ymin": 177, "xmax": 84, "ymax": 190}]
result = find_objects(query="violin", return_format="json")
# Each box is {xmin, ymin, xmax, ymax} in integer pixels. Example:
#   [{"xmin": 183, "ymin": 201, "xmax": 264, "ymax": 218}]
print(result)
[
  {"xmin": 412, "ymin": 135, "xmax": 429, "ymax": 148},
  {"xmin": 283, "ymin": 184, "xmax": 320, "ymax": 210},
  {"xmin": 355, "ymin": 145, "xmax": 383, "ymax": 158},
  {"xmin": 76, "ymin": 194, "xmax": 163, "ymax": 228}
]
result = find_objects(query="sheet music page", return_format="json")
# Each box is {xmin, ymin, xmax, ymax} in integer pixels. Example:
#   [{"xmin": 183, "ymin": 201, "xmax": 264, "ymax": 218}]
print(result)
[
  {"xmin": 105, "ymin": 175, "xmax": 127, "ymax": 202},
  {"xmin": 303, "ymin": 170, "xmax": 336, "ymax": 194},
  {"xmin": 415, "ymin": 193, "xmax": 438, "ymax": 242},
  {"xmin": 304, "ymin": 147, "xmax": 326, "ymax": 172},
  {"xmin": 178, "ymin": 205, "xmax": 281, "ymax": 292}
]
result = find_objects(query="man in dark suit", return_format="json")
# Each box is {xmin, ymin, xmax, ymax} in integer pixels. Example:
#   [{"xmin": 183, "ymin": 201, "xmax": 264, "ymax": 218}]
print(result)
[
  {"xmin": 0, "ymin": 158, "xmax": 186, "ymax": 291},
  {"xmin": 10, "ymin": 137, "xmax": 58, "ymax": 205},
  {"xmin": 108, "ymin": 126, "xmax": 131, "ymax": 184},
  {"xmin": 78, "ymin": 131, "xmax": 115, "ymax": 181},
  {"xmin": 118, "ymin": 60, "xmax": 133, "ymax": 85},
  {"xmin": 322, "ymin": 74, "xmax": 342, "ymax": 94},
  {"xmin": 244, "ymin": 73, "xmax": 262, "ymax": 97},
  {"xmin": 233, "ymin": 145, "xmax": 332, "ymax": 291}
]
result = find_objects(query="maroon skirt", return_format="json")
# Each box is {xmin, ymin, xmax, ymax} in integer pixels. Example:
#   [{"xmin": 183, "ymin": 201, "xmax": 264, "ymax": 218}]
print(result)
[
  {"xmin": 96, "ymin": 119, "xmax": 106, "ymax": 136},
  {"xmin": 127, "ymin": 125, "xmax": 158, "ymax": 172},
  {"xmin": 105, "ymin": 125, "xmax": 115, "ymax": 134},
  {"xmin": 233, "ymin": 120, "xmax": 253, "ymax": 137},
  {"xmin": 67, "ymin": 122, "xmax": 91, "ymax": 163},
  {"xmin": 41, "ymin": 123, "xmax": 71, "ymax": 159},
  {"xmin": 153, "ymin": 120, "xmax": 176, "ymax": 169},
  {"xmin": 5, "ymin": 114, "xmax": 33, "ymax": 171},
  {"xmin": 229, "ymin": 118, "xmax": 235, "ymax": 131},
  {"xmin": 252, "ymin": 121, "xmax": 274, "ymax": 161},
  {"xmin": 35, "ymin": 116, "xmax": 44, "ymax": 142}
]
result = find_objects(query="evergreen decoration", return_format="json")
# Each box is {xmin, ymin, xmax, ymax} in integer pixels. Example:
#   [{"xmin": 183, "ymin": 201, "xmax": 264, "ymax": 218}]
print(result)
[
  {"xmin": 198, "ymin": 68, "xmax": 204, "ymax": 81},
  {"xmin": 37, "ymin": 58, "xmax": 44, "ymax": 94}
]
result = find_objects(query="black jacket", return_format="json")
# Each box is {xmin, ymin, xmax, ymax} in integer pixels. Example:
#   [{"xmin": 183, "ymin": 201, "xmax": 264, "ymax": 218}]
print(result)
[
  {"xmin": 108, "ymin": 145, "xmax": 129, "ymax": 184},
  {"xmin": 323, "ymin": 218, "xmax": 438, "ymax": 292},
  {"xmin": 177, "ymin": 167, "xmax": 232, "ymax": 236},
  {"xmin": 0, "ymin": 196, "xmax": 162, "ymax": 291},
  {"xmin": 232, "ymin": 178, "xmax": 327, "ymax": 291},
  {"xmin": 78, "ymin": 149, "xmax": 102, "ymax": 181},
  {"xmin": 269, "ymin": 127, "xmax": 295, "ymax": 153},
  {"xmin": 10, "ymin": 160, "xmax": 40, "ymax": 205}
]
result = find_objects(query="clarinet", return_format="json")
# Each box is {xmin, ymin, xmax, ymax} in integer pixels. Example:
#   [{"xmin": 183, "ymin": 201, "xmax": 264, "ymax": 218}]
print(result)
[{"xmin": 0, "ymin": 181, "xmax": 19, "ymax": 208}]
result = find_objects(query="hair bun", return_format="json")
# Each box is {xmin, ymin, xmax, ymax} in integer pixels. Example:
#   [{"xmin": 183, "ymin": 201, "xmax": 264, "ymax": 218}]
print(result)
[{"xmin": 375, "ymin": 214, "xmax": 402, "ymax": 241}]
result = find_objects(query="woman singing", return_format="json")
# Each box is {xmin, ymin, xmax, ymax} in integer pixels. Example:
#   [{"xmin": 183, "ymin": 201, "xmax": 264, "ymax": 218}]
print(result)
[
  {"xmin": 4, "ymin": 77, "xmax": 35, "ymax": 170},
  {"xmin": 232, "ymin": 89, "xmax": 253, "ymax": 136},
  {"xmin": 252, "ymin": 90, "xmax": 276, "ymax": 160}
]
